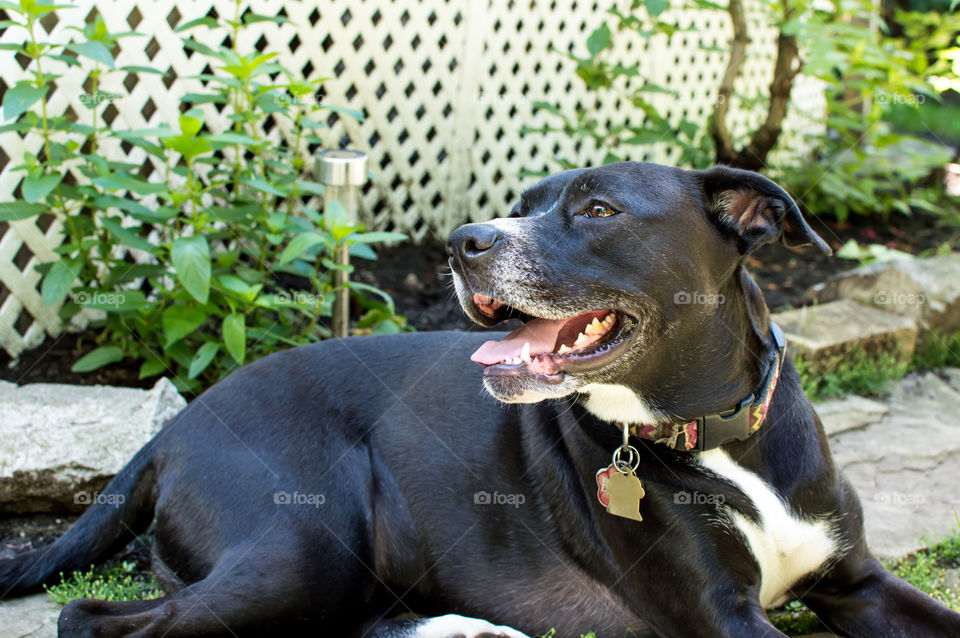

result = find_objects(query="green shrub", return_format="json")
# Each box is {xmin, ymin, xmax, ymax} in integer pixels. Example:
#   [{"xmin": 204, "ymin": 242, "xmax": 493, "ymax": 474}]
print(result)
[
  {"xmin": 1, "ymin": 0, "xmax": 407, "ymax": 393},
  {"xmin": 523, "ymin": 0, "xmax": 957, "ymax": 221},
  {"xmin": 911, "ymin": 331, "xmax": 960, "ymax": 370}
]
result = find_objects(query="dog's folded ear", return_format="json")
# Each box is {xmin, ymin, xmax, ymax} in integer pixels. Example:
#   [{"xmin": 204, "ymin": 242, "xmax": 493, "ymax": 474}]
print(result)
[{"xmin": 700, "ymin": 165, "xmax": 832, "ymax": 256}]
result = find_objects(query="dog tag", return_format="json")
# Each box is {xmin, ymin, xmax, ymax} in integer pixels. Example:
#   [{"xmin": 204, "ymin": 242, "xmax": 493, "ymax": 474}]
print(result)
[{"xmin": 596, "ymin": 464, "xmax": 645, "ymax": 522}]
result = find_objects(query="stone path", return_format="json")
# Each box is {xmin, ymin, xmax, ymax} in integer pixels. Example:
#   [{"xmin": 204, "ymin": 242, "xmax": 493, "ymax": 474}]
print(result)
[{"xmin": 1, "ymin": 369, "xmax": 958, "ymax": 637}]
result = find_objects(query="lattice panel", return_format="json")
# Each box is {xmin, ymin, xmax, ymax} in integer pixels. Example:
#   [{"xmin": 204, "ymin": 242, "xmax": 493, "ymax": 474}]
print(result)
[{"xmin": 0, "ymin": 0, "xmax": 823, "ymax": 358}]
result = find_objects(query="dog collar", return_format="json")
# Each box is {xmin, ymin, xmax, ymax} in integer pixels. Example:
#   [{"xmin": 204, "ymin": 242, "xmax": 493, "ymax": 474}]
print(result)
[{"xmin": 622, "ymin": 323, "xmax": 786, "ymax": 452}]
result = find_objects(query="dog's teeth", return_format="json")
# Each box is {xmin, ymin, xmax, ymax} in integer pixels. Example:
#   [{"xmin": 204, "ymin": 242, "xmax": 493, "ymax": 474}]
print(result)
[
  {"xmin": 574, "ymin": 332, "xmax": 588, "ymax": 346},
  {"xmin": 520, "ymin": 342, "xmax": 532, "ymax": 363},
  {"xmin": 557, "ymin": 344, "xmax": 573, "ymax": 355},
  {"xmin": 585, "ymin": 317, "xmax": 605, "ymax": 336},
  {"xmin": 603, "ymin": 313, "xmax": 615, "ymax": 326}
]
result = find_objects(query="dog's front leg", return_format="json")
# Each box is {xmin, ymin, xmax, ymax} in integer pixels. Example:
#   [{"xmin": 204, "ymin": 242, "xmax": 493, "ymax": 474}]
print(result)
[{"xmin": 802, "ymin": 555, "xmax": 960, "ymax": 638}]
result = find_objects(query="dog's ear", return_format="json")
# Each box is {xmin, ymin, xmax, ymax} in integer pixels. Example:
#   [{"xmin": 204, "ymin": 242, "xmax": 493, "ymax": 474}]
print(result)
[{"xmin": 700, "ymin": 165, "xmax": 832, "ymax": 256}]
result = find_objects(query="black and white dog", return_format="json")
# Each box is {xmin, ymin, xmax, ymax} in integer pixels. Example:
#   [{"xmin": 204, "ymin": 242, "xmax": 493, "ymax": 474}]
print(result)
[{"xmin": 2, "ymin": 163, "xmax": 958, "ymax": 638}]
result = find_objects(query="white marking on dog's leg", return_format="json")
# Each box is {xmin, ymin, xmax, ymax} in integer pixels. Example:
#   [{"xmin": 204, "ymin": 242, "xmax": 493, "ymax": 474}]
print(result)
[
  {"xmin": 411, "ymin": 614, "xmax": 530, "ymax": 638},
  {"xmin": 580, "ymin": 383, "xmax": 664, "ymax": 425},
  {"xmin": 698, "ymin": 449, "xmax": 841, "ymax": 608}
]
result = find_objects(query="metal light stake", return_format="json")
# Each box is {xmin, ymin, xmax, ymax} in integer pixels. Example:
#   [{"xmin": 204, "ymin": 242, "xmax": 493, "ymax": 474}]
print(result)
[{"xmin": 316, "ymin": 149, "xmax": 367, "ymax": 339}]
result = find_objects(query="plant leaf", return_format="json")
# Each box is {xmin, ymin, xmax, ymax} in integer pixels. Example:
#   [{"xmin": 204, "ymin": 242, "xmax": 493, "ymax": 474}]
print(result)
[
  {"xmin": 41, "ymin": 257, "xmax": 81, "ymax": 306},
  {"xmin": 278, "ymin": 231, "xmax": 329, "ymax": 265},
  {"xmin": 67, "ymin": 40, "xmax": 114, "ymax": 67},
  {"xmin": 2, "ymin": 83, "xmax": 49, "ymax": 121},
  {"xmin": 188, "ymin": 342, "xmax": 220, "ymax": 378},
  {"xmin": 71, "ymin": 345, "xmax": 124, "ymax": 373},
  {"xmin": 171, "ymin": 236, "xmax": 211, "ymax": 303},
  {"xmin": 222, "ymin": 313, "xmax": 246, "ymax": 364},
  {"xmin": 21, "ymin": 173, "xmax": 61, "ymax": 203},
  {"xmin": 345, "ymin": 231, "xmax": 408, "ymax": 245},
  {"xmin": 586, "ymin": 24, "xmax": 612, "ymax": 57},
  {"xmin": 162, "ymin": 304, "xmax": 207, "ymax": 347},
  {"xmin": 0, "ymin": 201, "xmax": 46, "ymax": 220},
  {"xmin": 99, "ymin": 216, "xmax": 157, "ymax": 253}
]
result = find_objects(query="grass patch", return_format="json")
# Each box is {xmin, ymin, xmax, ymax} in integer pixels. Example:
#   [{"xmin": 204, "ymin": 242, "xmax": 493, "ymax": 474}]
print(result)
[
  {"xmin": 770, "ymin": 528, "xmax": 960, "ymax": 635},
  {"xmin": 911, "ymin": 331, "xmax": 960, "ymax": 371},
  {"xmin": 45, "ymin": 560, "xmax": 161, "ymax": 606},
  {"xmin": 794, "ymin": 347, "xmax": 908, "ymax": 401}
]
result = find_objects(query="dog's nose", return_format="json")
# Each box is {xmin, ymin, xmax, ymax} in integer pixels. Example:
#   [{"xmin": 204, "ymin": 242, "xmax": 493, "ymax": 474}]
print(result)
[{"xmin": 447, "ymin": 223, "xmax": 503, "ymax": 265}]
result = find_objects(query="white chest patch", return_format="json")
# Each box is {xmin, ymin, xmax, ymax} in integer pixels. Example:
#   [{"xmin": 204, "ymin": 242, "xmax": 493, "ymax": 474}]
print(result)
[
  {"xmin": 411, "ymin": 614, "xmax": 529, "ymax": 638},
  {"xmin": 580, "ymin": 383, "xmax": 665, "ymax": 425},
  {"xmin": 698, "ymin": 449, "xmax": 840, "ymax": 608}
]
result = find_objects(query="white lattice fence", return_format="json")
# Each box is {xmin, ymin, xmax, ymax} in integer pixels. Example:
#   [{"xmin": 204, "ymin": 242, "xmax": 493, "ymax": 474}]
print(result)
[{"xmin": 0, "ymin": 0, "xmax": 824, "ymax": 358}]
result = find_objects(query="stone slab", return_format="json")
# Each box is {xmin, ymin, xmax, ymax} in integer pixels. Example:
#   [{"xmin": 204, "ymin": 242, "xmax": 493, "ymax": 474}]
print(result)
[
  {"xmin": 773, "ymin": 299, "xmax": 918, "ymax": 372},
  {"xmin": 0, "ymin": 593, "xmax": 59, "ymax": 638},
  {"xmin": 0, "ymin": 378, "xmax": 185, "ymax": 514},
  {"xmin": 807, "ymin": 254, "xmax": 960, "ymax": 337}
]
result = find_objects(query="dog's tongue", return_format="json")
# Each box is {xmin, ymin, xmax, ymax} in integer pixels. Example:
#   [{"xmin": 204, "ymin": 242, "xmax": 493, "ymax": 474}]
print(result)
[{"xmin": 471, "ymin": 318, "xmax": 566, "ymax": 365}]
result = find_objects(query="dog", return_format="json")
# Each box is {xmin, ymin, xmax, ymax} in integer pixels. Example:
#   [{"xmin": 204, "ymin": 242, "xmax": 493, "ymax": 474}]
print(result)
[{"xmin": 2, "ymin": 162, "xmax": 958, "ymax": 638}]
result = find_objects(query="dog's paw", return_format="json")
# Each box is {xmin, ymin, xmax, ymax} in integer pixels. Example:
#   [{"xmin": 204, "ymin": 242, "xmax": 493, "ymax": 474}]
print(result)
[{"xmin": 414, "ymin": 614, "xmax": 530, "ymax": 638}]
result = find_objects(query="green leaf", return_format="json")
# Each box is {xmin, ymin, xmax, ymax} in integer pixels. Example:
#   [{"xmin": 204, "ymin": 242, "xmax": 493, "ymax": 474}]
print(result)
[
  {"xmin": 346, "ymin": 231, "xmax": 408, "ymax": 245},
  {"xmin": 644, "ymin": 0, "xmax": 670, "ymax": 17},
  {"xmin": 179, "ymin": 112, "xmax": 203, "ymax": 137},
  {"xmin": 67, "ymin": 40, "xmax": 114, "ymax": 67},
  {"xmin": 74, "ymin": 289, "xmax": 147, "ymax": 312},
  {"xmin": 92, "ymin": 174, "xmax": 168, "ymax": 195},
  {"xmin": 0, "ymin": 201, "xmax": 46, "ymax": 220},
  {"xmin": 323, "ymin": 200, "xmax": 354, "ymax": 241},
  {"xmin": 240, "ymin": 175, "xmax": 284, "ymax": 196},
  {"xmin": 99, "ymin": 217, "xmax": 157, "ymax": 253},
  {"xmin": 162, "ymin": 304, "xmax": 207, "ymax": 347},
  {"xmin": 41, "ymin": 258, "xmax": 81, "ymax": 306},
  {"xmin": 171, "ymin": 236, "xmax": 211, "ymax": 303},
  {"xmin": 188, "ymin": 342, "xmax": 220, "ymax": 379},
  {"xmin": 205, "ymin": 132, "xmax": 261, "ymax": 146},
  {"xmin": 138, "ymin": 357, "xmax": 167, "ymax": 379},
  {"xmin": 278, "ymin": 231, "xmax": 329, "ymax": 265},
  {"xmin": 2, "ymin": 83, "xmax": 49, "ymax": 121},
  {"xmin": 586, "ymin": 24, "xmax": 612, "ymax": 57},
  {"xmin": 175, "ymin": 16, "xmax": 219, "ymax": 32},
  {"xmin": 21, "ymin": 173, "xmax": 61, "ymax": 203},
  {"xmin": 222, "ymin": 313, "xmax": 246, "ymax": 364},
  {"xmin": 71, "ymin": 345, "xmax": 124, "ymax": 373}
]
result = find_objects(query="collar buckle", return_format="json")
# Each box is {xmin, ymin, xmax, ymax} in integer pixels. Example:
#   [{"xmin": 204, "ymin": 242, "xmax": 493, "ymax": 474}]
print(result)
[{"xmin": 694, "ymin": 393, "xmax": 755, "ymax": 451}]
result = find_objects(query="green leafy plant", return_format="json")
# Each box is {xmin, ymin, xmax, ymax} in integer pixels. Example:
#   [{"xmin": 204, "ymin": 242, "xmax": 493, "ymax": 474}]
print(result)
[
  {"xmin": 45, "ymin": 560, "xmax": 160, "ymax": 605},
  {"xmin": 911, "ymin": 331, "xmax": 960, "ymax": 370},
  {"xmin": 523, "ymin": 0, "xmax": 955, "ymax": 222},
  {"xmin": 834, "ymin": 239, "xmax": 914, "ymax": 266},
  {"xmin": 1, "ymin": 0, "xmax": 408, "ymax": 392}
]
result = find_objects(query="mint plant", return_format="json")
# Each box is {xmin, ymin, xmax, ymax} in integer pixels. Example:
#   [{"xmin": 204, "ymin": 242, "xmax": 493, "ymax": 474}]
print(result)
[{"xmin": 0, "ymin": 0, "xmax": 408, "ymax": 392}]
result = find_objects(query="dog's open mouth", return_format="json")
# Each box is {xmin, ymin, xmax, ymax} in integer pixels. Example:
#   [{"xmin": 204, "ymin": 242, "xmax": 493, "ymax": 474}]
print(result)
[{"xmin": 469, "ymin": 294, "xmax": 638, "ymax": 378}]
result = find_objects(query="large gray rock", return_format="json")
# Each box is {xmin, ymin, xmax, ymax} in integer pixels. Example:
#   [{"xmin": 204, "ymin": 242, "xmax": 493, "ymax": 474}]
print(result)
[
  {"xmin": 0, "ymin": 378, "xmax": 185, "ymax": 514},
  {"xmin": 0, "ymin": 593, "xmax": 59, "ymax": 638},
  {"xmin": 823, "ymin": 370, "xmax": 960, "ymax": 558},
  {"xmin": 815, "ymin": 395, "xmax": 889, "ymax": 436},
  {"xmin": 807, "ymin": 254, "xmax": 960, "ymax": 337},
  {"xmin": 772, "ymin": 299, "xmax": 918, "ymax": 372}
]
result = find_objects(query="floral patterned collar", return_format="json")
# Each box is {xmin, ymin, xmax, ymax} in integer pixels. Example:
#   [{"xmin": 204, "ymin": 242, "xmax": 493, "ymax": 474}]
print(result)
[{"xmin": 622, "ymin": 324, "xmax": 786, "ymax": 452}]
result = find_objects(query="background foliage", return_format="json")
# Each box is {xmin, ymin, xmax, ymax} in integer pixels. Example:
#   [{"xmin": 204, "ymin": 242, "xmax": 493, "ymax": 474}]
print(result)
[{"xmin": 1, "ymin": 0, "xmax": 408, "ymax": 392}]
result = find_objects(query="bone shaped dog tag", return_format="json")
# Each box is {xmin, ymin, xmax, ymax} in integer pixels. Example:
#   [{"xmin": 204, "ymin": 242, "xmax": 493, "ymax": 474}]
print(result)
[{"xmin": 606, "ymin": 469, "xmax": 645, "ymax": 522}]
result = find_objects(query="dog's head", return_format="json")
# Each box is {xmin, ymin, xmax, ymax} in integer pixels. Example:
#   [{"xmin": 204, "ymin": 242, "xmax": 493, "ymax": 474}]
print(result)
[{"xmin": 447, "ymin": 162, "xmax": 829, "ymax": 409}]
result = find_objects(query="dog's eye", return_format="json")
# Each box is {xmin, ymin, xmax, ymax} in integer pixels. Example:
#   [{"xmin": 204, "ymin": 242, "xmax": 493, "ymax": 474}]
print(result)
[{"xmin": 581, "ymin": 203, "xmax": 617, "ymax": 218}]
